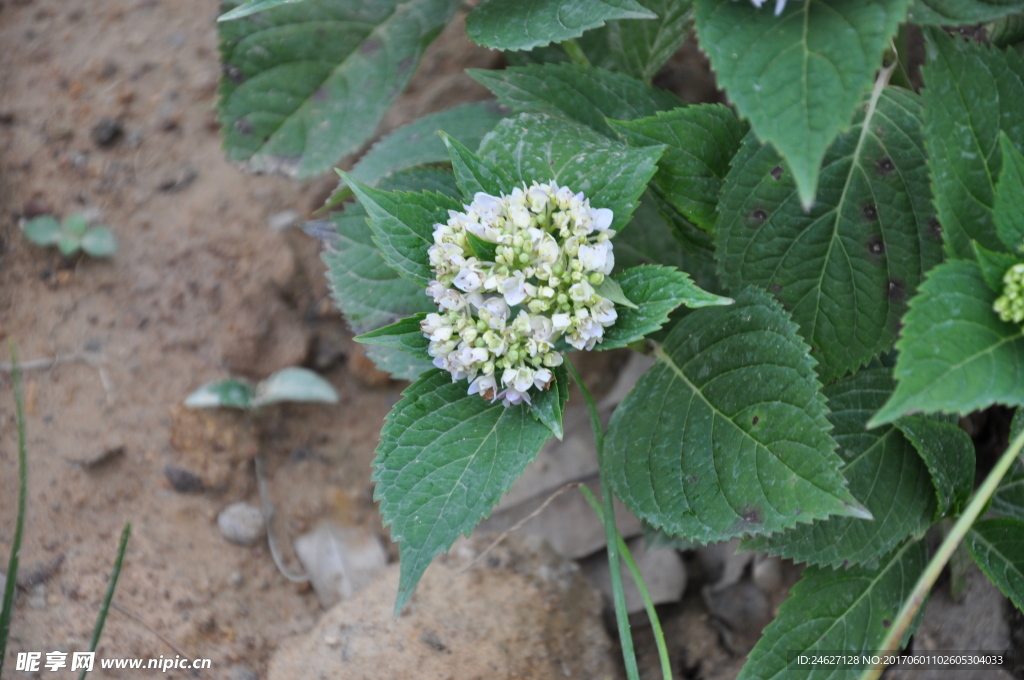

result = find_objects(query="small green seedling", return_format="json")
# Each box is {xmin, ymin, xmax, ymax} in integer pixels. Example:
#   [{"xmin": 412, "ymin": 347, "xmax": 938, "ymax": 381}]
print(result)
[
  {"xmin": 22, "ymin": 214, "xmax": 118, "ymax": 258},
  {"xmin": 184, "ymin": 366, "xmax": 339, "ymax": 410}
]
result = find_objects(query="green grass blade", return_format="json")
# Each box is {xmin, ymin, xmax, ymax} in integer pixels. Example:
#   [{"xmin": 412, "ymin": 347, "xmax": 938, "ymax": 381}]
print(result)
[
  {"xmin": 79, "ymin": 523, "xmax": 131, "ymax": 680},
  {"xmin": 0, "ymin": 345, "xmax": 28, "ymax": 677}
]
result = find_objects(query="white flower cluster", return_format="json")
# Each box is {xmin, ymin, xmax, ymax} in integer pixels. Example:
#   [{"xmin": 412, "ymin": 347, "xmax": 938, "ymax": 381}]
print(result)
[
  {"xmin": 748, "ymin": 0, "xmax": 799, "ymax": 15},
  {"xmin": 422, "ymin": 181, "xmax": 618, "ymax": 406}
]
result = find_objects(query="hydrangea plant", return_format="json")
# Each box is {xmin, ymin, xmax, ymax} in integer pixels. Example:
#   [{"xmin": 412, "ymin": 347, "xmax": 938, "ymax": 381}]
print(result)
[{"xmin": 216, "ymin": 1, "xmax": 1024, "ymax": 678}]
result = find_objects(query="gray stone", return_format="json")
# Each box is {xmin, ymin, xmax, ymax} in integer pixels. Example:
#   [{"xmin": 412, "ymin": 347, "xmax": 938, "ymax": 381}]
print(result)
[
  {"xmin": 583, "ymin": 535, "xmax": 687, "ymax": 614},
  {"xmin": 218, "ymin": 502, "xmax": 265, "ymax": 546},
  {"xmin": 293, "ymin": 522, "xmax": 386, "ymax": 609},
  {"xmin": 267, "ymin": 534, "xmax": 616, "ymax": 680}
]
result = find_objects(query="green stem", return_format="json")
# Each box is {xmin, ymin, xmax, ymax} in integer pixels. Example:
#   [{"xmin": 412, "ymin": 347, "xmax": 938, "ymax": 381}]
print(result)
[
  {"xmin": 579, "ymin": 486, "xmax": 672, "ymax": 680},
  {"xmin": 566, "ymin": 360, "xmax": 639, "ymax": 680},
  {"xmin": 80, "ymin": 523, "xmax": 131, "ymax": 680},
  {"xmin": 561, "ymin": 39, "xmax": 591, "ymax": 67},
  {"xmin": 0, "ymin": 344, "xmax": 28, "ymax": 678},
  {"xmin": 858, "ymin": 426, "xmax": 1024, "ymax": 680}
]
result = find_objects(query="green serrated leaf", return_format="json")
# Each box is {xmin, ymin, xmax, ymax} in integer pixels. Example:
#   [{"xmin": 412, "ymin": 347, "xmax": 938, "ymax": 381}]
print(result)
[
  {"xmin": 922, "ymin": 30, "xmax": 1024, "ymax": 258},
  {"xmin": 469, "ymin": 63, "xmax": 680, "ymax": 137},
  {"xmin": 343, "ymin": 174, "xmax": 461, "ymax": 286},
  {"xmin": 322, "ymin": 204, "xmax": 434, "ymax": 334},
  {"xmin": 441, "ymin": 133, "xmax": 514, "ymax": 199},
  {"xmin": 325, "ymin": 102, "xmax": 508, "ymax": 209},
  {"xmin": 606, "ymin": 288, "xmax": 864, "ymax": 544},
  {"xmin": 479, "ymin": 113, "xmax": 664, "ymax": 231},
  {"xmin": 973, "ymin": 240, "xmax": 1022, "ymax": 293},
  {"xmin": 22, "ymin": 216, "xmax": 60, "ymax": 246},
  {"xmin": 217, "ymin": 0, "xmax": 458, "ymax": 178},
  {"xmin": 253, "ymin": 367, "xmax": 338, "ymax": 407},
  {"xmin": 374, "ymin": 369, "xmax": 553, "ymax": 613},
  {"xmin": 908, "ymin": 0, "xmax": 1024, "ymax": 24},
  {"xmin": 610, "ymin": 104, "xmax": 747, "ymax": 231},
  {"xmin": 738, "ymin": 540, "xmax": 927, "ymax": 680},
  {"xmin": 870, "ymin": 260, "xmax": 1024, "ymax": 427},
  {"xmin": 363, "ymin": 345, "xmax": 435, "ymax": 382},
  {"xmin": 466, "ymin": 232, "xmax": 499, "ymax": 262},
  {"xmin": 184, "ymin": 379, "xmax": 255, "ymax": 409},
  {"xmin": 322, "ymin": 169, "xmax": 455, "ymax": 380},
  {"xmin": 895, "ymin": 416, "xmax": 975, "ymax": 518},
  {"xmin": 717, "ymin": 89, "xmax": 942, "ymax": 381},
  {"xmin": 742, "ymin": 367, "xmax": 935, "ymax": 568},
  {"xmin": 355, "ymin": 313, "xmax": 431, "ymax": 360},
  {"xmin": 466, "ymin": 0, "xmax": 656, "ymax": 52},
  {"xmin": 578, "ymin": 0, "xmax": 693, "ymax": 83},
  {"xmin": 218, "ymin": 0, "xmax": 309, "ymax": 21},
  {"xmin": 995, "ymin": 132, "xmax": 1024, "ymax": 253},
  {"xmin": 80, "ymin": 227, "xmax": 118, "ymax": 258},
  {"xmin": 530, "ymin": 363, "xmax": 569, "ymax": 439},
  {"xmin": 694, "ymin": 0, "xmax": 910, "ymax": 208},
  {"xmin": 966, "ymin": 518, "xmax": 1024, "ymax": 611},
  {"xmin": 599, "ymin": 265, "xmax": 731, "ymax": 350},
  {"xmin": 613, "ymin": 191, "xmax": 707, "ymax": 273},
  {"xmin": 595, "ymin": 275, "xmax": 637, "ymax": 309},
  {"xmin": 993, "ymin": 458, "xmax": 1024, "ymax": 520}
]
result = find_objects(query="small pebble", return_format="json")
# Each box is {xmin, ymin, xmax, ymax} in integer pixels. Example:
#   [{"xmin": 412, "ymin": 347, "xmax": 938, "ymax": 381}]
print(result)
[
  {"xmin": 267, "ymin": 210, "xmax": 300, "ymax": 232},
  {"xmin": 227, "ymin": 664, "xmax": 258, "ymax": 680},
  {"xmin": 91, "ymin": 117, "xmax": 123, "ymax": 147},
  {"xmin": 229, "ymin": 571, "xmax": 244, "ymax": 589},
  {"xmin": 164, "ymin": 464, "xmax": 204, "ymax": 493},
  {"xmin": 28, "ymin": 583, "xmax": 46, "ymax": 611},
  {"xmin": 218, "ymin": 502, "xmax": 265, "ymax": 546}
]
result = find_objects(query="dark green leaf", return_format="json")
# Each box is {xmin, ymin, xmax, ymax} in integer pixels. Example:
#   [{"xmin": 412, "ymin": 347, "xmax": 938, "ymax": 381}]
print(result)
[
  {"xmin": 595, "ymin": 276, "xmax": 637, "ymax": 309},
  {"xmin": 993, "ymin": 459, "xmax": 1024, "ymax": 520},
  {"xmin": 908, "ymin": 0, "xmax": 1024, "ymax": 24},
  {"xmin": 612, "ymin": 191, "xmax": 704, "ymax": 271},
  {"xmin": 21, "ymin": 216, "xmax": 60, "ymax": 246},
  {"xmin": 922, "ymin": 29, "xmax": 1024, "ymax": 257},
  {"xmin": 322, "ymin": 170, "xmax": 454, "ymax": 380},
  {"xmin": 374, "ymin": 369, "xmax": 553, "ymax": 613},
  {"xmin": 184, "ymin": 379, "xmax": 255, "ymax": 409},
  {"xmin": 994, "ymin": 411, "xmax": 1024, "ymax": 519},
  {"xmin": 343, "ymin": 174, "xmax": 461, "ymax": 286},
  {"xmin": 995, "ymin": 132, "xmax": 1024, "ymax": 252},
  {"xmin": 578, "ymin": 0, "xmax": 693, "ymax": 83},
  {"xmin": 599, "ymin": 265, "xmax": 732, "ymax": 350},
  {"xmin": 466, "ymin": 0, "xmax": 656, "ymax": 52},
  {"xmin": 743, "ymin": 367, "xmax": 935, "ymax": 568},
  {"xmin": 530, "ymin": 363, "xmax": 569, "ymax": 439},
  {"xmin": 974, "ymin": 240, "xmax": 1021, "ymax": 293},
  {"xmin": 355, "ymin": 313, "xmax": 431, "ymax": 360},
  {"xmin": 610, "ymin": 104, "xmax": 746, "ymax": 231},
  {"xmin": 870, "ymin": 260, "xmax": 1024, "ymax": 427},
  {"xmin": 895, "ymin": 416, "xmax": 975, "ymax": 518},
  {"xmin": 218, "ymin": 0, "xmax": 309, "ymax": 21},
  {"xmin": 217, "ymin": 0, "xmax": 458, "ymax": 177},
  {"xmin": 694, "ymin": 0, "xmax": 910, "ymax": 207},
  {"xmin": 469, "ymin": 64, "xmax": 680, "ymax": 137},
  {"xmin": 717, "ymin": 89, "xmax": 942, "ymax": 381},
  {"xmin": 466, "ymin": 232, "xmax": 499, "ymax": 262},
  {"xmin": 325, "ymin": 102, "xmax": 508, "ymax": 209},
  {"xmin": 441, "ymin": 133, "xmax": 514, "ymax": 199},
  {"xmin": 606, "ymin": 288, "xmax": 865, "ymax": 544},
  {"xmin": 966, "ymin": 518, "xmax": 1024, "ymax": 611},
  {"xmin": 479, "ymin": 113, "xmax": 664, "ymax": 231},
  {"xmin": 738, "ymin": 540, "xmax": 927, "ymax": 680}
]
